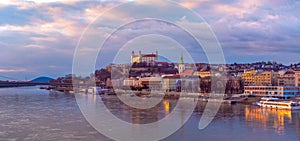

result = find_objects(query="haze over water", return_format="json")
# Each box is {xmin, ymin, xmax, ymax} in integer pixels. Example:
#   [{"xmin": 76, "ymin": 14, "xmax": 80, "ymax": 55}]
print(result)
[{"xmin": 0, "ymin": 86, "xmax": 299, "ymax": 141}]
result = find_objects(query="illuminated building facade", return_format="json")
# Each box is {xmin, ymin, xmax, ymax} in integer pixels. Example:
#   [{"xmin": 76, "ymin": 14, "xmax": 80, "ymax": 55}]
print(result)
[{"xmin": 131, "ymin": 50, "xmax": 158, "ymax": 63}]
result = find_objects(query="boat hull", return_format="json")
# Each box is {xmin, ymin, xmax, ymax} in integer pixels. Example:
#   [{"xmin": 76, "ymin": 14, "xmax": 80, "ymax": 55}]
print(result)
[{"xmin": 257, "ymin": 102, "xmax": 300, "ymax": 110}]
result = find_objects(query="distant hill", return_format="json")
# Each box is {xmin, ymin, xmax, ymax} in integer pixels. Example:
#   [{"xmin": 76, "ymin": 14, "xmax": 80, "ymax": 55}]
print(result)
[{"xmin": 30, "ymin": 77, "xmax": 54, "ymax": 83}]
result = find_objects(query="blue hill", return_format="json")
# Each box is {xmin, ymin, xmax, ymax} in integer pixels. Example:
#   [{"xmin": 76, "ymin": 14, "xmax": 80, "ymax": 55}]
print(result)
[{"xmin": 30, "ymin": 76, "xmax": 54, "ymax": 83}]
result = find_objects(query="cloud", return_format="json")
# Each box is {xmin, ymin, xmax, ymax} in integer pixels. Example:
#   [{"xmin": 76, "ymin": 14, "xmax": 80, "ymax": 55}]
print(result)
[
  {"xmin": 0, "ymin": 68, "xmax": 27, "ymax": 73},
  {"xmin": 0, "ymin": 0, "xmax": 300, "ymax": 80},
  {"xmin": 24, "ymin": 44, "xmax": 46, "ymax": 49},
  {"xmin": 186, "ymin": 0, "xmax": 300, "ymax": 63}
]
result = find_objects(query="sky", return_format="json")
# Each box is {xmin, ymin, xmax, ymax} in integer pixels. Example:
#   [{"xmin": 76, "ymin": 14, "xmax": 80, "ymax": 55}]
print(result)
[{"xmin": 0, "ymin": 0, "xmax": 300, "ymax": 80}]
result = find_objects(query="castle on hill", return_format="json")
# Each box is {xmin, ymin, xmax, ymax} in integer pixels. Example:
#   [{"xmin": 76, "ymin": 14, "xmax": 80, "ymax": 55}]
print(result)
[{"xmin": 131, "ymin": 50, "xmax": 158, "ymax": 63}]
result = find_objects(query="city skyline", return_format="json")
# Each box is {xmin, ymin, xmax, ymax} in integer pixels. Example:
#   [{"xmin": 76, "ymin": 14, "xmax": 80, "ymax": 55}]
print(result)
[{"xmin": 1, "ymin": 0, "xmax": 300, "ymax": 80}]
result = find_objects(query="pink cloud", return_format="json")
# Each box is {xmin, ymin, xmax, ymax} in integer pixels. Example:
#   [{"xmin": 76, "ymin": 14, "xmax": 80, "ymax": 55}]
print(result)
[
  {"xmin": 180, "ymin": 0, "xmax": 209, "ymax": 9},
  {"xmin": 0, "ymin": 68, "xmax": 27, "ymax": 73}
]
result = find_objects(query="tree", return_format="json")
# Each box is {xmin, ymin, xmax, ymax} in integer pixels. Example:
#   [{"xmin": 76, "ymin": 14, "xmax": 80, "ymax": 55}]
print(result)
[{"xmin": 95, "ymin": 69, "xmax": 111, "ymax": 81}]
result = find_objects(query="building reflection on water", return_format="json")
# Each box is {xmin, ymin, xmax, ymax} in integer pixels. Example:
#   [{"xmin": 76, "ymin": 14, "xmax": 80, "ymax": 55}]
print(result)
[
  {"xmin": 245, "ymin": 106, "xmax": 292, "ymax": 135},
  {"xmin": 100, "ymin": 96, "xmax": 176, "ymax": 124},
  {"xmin": 91, "ymin": 95, "xmax": 300, "ymax": 139},
  {"xmin": 163, "ymin": 100, "xmax": 170, "ymax": 116}
]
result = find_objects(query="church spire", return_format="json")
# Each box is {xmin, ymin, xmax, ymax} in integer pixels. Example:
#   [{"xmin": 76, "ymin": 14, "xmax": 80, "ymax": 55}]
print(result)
[
  {"xmin": 179, "ymin": 52, "xmax": 184, "ymax": 64},
  {"xmin": 178, "ymin": 52, "xmax": 185, "ymax": 74}
]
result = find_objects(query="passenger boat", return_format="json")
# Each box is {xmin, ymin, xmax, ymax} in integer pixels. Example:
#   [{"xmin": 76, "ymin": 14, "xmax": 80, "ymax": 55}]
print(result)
[{"xmin": 256, "ymin": 97, "xmax": 300, "ymax": 110}]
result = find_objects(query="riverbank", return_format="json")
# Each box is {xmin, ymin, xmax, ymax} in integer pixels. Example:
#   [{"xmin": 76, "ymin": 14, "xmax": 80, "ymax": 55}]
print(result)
[
  {"xmin": 236, "ymin": 97, "xmax": 261, "ymax": 105},
  {"xmin": 46, "ymin": 86, "xmax": 260, "ymax": 105},
  {"xmin": 46, "ymin": 86, "xmax": 300, "ymax": 106},
  {"xmin": 0, "ymin": 82, "xmax": 49, "ymax": 88}
]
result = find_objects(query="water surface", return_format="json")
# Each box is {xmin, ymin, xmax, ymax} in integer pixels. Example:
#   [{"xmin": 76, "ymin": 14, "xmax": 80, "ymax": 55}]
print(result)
[{"xmin": 0, "ymin": 86, "xmax": 299, "ymax": 141}]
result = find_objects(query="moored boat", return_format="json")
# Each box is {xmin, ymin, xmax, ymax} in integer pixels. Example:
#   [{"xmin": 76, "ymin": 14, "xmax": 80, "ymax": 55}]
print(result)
[
  {"xmin": 87, "ymin": 87, "xmax": 110, "ymax": 95},
  {"xmin": 257, "ymin": 97, "xmax": 300, "ymax": 110}
]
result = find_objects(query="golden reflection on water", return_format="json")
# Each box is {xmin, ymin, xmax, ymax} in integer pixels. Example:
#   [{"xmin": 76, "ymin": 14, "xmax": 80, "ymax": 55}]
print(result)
[
  {"xmin": 163, "ymin": 100, "xmax": 170, "ymax": 116},
  {"xmin": 245, "ymin": 106, "xmax": 292, "ymax": 135}
]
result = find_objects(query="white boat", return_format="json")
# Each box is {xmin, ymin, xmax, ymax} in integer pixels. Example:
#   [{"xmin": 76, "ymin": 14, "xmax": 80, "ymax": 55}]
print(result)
[
  {"xmin": 87, "ymin": 87, "xmax": 110, "ymax": 95},
  {"xmin": 260, "ymin": 97, "xmax": 279, "ymax": 101},
  {"xmin": 257, "ymin": 98, "xmax": 300, "ymax": 110}
]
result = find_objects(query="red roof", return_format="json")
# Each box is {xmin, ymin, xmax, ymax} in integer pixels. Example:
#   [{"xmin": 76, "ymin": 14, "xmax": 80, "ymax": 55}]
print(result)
[
  {"xmin": 162, "ymin": 74, "xmax": 181, "ymax": 79},
  {"xmin": 182, "ymin": 70, "xmax": 194, "ymax": 75},
  {"xmin": 142, "ymin": 54, "xmax": 157, "ymax": 57},
  {"xmin": 157, "ymin": 62, "xmax": 168, "ymax": 65},
  {"xmin": 139, "ymin": 77, "xmax": 162, "ymax": 82},
  {"xmin": 200, "ymin": 68, "xmax": 208, "ymax": 72}
]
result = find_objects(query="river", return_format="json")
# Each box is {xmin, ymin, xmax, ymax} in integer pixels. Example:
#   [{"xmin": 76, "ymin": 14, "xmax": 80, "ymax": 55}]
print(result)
[{"xmin": 0, "ymin": 86, "xmax": 299, "ymax": 141}]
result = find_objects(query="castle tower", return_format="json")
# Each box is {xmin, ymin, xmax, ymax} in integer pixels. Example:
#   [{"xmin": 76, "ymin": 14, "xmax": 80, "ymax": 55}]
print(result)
[
  {"xmin": 178, "ymin": 52, "xmax": 185, "ymax": 74},
  {"xmin": 138, "ymin": 50, "xmax": 142, "ymax": 63},
  {"xmin": 131, "ymin": 51, "xmax": 135, "ymax": 63}
]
